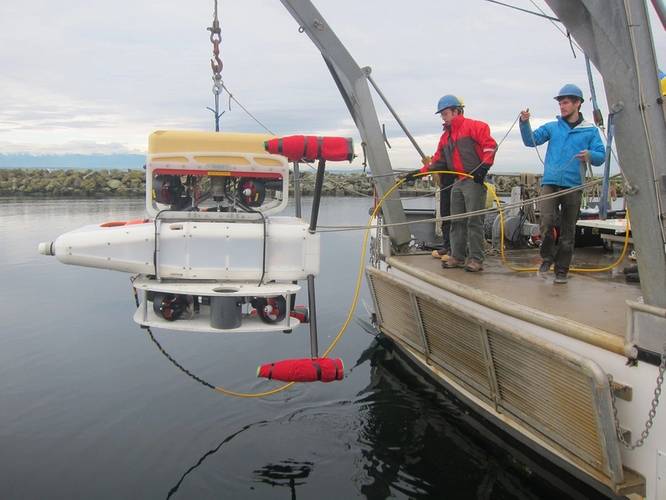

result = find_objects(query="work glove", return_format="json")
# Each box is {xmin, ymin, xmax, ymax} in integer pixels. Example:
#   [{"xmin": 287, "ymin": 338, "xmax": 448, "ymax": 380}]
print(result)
[
  {"xmin": 473, "ymin": 164, "xmax": 490, "ymax": 185},
  {"xmin": 402, "ymin": 169, "xmax": 421, "ymax": 183}
]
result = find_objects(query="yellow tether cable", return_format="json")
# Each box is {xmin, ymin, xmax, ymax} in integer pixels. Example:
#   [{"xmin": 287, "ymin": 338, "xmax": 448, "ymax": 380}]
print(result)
[
  {"xmin": 151, "ymin": 169, "xmax": 630, "ymax": 398},
  {"xmin": 236, "ymin": 122, "xmax": 629, "ymax": 395},
  {"xmin": 154, "ymin": 175, "xmax": 406, "ymax": 398},
  {"xmin": 211, "ymin": 382, "xmax": 296, "ymax": 398}
]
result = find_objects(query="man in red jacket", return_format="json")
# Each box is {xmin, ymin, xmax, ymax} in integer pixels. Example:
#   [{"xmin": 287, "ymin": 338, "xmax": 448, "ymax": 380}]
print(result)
[{"xmin": 420, "ymin": 95, "xmax": 497, "ymax": 272}]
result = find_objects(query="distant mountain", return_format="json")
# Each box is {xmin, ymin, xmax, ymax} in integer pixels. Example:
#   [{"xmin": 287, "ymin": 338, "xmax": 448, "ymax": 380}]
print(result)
[{"xmin": 0, "ymin": 153, "xmax": 145, "ymax": 169}]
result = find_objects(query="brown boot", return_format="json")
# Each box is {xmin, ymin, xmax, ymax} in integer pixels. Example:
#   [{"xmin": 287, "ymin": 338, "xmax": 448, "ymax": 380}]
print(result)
[
  {"xmin": 465, "ymin": 259, "xmax": 484, "ymax": 272},
  {"xmin": 442, "ymin": 256, "xmax": 465, "ymax": 269},
  {"xmin": 431, "ymin": 248, "xmax": 449, "ymax": 259}
]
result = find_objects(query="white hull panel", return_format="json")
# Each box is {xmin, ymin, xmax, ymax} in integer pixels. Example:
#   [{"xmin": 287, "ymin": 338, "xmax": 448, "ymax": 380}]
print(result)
[{"xmin": 52, "ymin": 216, "xmax": 319, "ymax": 281}]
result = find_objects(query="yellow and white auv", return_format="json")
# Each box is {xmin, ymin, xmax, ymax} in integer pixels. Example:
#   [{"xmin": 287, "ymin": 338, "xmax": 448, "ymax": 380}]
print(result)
[{"xmin": 39, "ymin": 130, "xmax": 318, "ymax": 334}]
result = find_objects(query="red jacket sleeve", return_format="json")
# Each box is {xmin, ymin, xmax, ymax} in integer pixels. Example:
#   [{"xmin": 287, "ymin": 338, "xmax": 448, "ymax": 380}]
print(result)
[
  {"xmin": 471, "ymin": 121, "xmax": 497, "ymax": 167},
  {"xmin": 420, "ymin": 132, "xmax": 447, "ymax": 172}
]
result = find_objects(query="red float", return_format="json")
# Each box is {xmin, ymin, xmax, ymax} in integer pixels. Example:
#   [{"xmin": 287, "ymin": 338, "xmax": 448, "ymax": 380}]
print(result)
[
  {"xmin": 264, "ymin": 135, "xmax": 354, "ymax": 162},
  {"xmin": 257, "ymin": 357, "xmax": 344, "ymax": 383}
]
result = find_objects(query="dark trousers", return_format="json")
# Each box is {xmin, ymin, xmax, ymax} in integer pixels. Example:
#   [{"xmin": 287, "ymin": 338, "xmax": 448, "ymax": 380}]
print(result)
[
  {"xmin": 451, "ymin": 179, "xmax": 487, "ymax": 262},
  {"xmin": 539, "ymin": 184, "xmax": 581, "ymax": 273},
  {"xmin": 439, "ymin": 174, "xmax": 454, "ymax": 252}
]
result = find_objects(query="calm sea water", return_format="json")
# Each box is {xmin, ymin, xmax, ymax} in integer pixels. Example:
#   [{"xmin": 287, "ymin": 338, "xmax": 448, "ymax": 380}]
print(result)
[{"xmin": 0, "ymin": 197, "xmax": 610, "ymax": 499}]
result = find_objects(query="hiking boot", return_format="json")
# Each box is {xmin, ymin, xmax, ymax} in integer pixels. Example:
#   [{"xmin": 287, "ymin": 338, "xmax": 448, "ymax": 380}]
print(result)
[
  {"xmin": 536, "ymin": 261, "xmax": 551, "ymax": 279},
  {"xmin": 465, "ymin": 259, "xmax": 484, "ymax": 272},
  {"xmin": 554, "ymin": 271, "xmax": 568, "ymax": 284},
  {"xmin": 431, "ymin": 248, "xmax": 450, "ymax": 259},
  {"xmin": 442, "ymin": 256, "xmax": 465, "ymax": 269}
]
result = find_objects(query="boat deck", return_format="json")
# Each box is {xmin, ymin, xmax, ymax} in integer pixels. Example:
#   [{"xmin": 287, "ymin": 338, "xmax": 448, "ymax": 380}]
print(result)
[{"xmin": 388, "ymin": 248, "xmax": 641, "ymax": 338}]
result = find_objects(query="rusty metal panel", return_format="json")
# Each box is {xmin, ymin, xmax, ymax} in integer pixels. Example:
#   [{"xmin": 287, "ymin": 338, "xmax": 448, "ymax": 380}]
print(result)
[
  {"xmin": 366, "ymin": 266, "xmax": 624, "ymax": 487},
  {"xmin": 416, "ymin": 296, "xmax": 493, "ymax": 399},
  {"xmin": 367, "ymin": 272, "xmax": 425, "ymax": 352},
  {"xmin": 487, "ymin": 329, "xmax": 615, "ymax": 480}
]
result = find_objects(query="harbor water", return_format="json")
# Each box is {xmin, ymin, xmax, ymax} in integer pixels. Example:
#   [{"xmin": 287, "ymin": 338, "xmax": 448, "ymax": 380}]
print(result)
[{"xmin": 0, "ymin": 197, "xmax": 612, "ymax": 499}]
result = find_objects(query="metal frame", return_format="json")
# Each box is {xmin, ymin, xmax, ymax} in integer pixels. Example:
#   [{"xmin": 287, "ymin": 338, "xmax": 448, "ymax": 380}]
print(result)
[
  {"xmin": 408, "ymin": 292, "xmax": 431, "ymax": 364},
  {"xmin": 625, "ymin": 299, "xmax": 666, "ymax": 356},
  {"xmin": 278, "ymin": 0, "xmax": 666, "ymax": 351},
  {"xmin": 546, "ymin": 0, "xmax": 666, "ymax": 314},
  {"xmin": 278, "ymin": 0, "xmax": 411, "ymax": 248}
]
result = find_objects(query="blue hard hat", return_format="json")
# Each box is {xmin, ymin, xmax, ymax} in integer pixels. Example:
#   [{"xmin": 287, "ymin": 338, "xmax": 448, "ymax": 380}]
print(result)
[
  {"xmin": 554, "ymin": 84, "xmax": 585, "ymax": 102},
  {"xmin": 435, "ymin": 94, "xmax": 464, "ymax": 114}
]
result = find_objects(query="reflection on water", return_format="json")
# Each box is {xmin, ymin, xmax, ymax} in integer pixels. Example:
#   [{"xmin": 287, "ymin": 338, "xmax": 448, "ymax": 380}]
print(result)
[
  {"xmin": 356, "ymin": 339, "xmax": 614, "ymax": 500},
  {"xmin": 0, "ymin": 197, "xmax": 616, "ymax": 499},
  {"xmin": 253, "ymin": 460, "xmax": 313, "ymax": 498},
  {"xmin": 162, "ymin": 337, "xmax": 612, "ymax": 499},
  {"xmin": 166, "ymin": 421, "xmax": 267, "ymax": 499}
]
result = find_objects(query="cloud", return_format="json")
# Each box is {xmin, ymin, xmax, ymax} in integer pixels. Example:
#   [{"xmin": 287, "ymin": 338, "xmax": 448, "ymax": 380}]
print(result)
[
  {"xmin": 0, "ymin": 0, "xmax": 663, "ymax": 169},
  {"xmin": 0, "ymin": 139, "xmax": 143, "ymax": 155}
]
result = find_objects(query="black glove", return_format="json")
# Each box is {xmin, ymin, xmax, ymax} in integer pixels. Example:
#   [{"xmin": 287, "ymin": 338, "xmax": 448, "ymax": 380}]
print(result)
[
  {"xmin": 472, "ymin": 165, "xmax": 490, "ymax": 185},
  {"xmin": 402, "ymin": 169, "xmax": 421, "ymax": 183}
]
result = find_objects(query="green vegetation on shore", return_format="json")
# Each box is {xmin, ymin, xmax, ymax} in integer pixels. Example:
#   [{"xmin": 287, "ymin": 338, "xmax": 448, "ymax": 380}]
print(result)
[{"xmin": 0, "ymin": 168, "xmax": 624, "ymax": 198}]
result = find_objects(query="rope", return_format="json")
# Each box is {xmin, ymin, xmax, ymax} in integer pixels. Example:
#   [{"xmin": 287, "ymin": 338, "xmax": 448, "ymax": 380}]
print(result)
[
  {"xmin": 482, "ymin": 0, "xmax": 560, "ymax": 22},
  {"xmin": 320, "ymin": 176, "xmax": 402, "ymax": 357},
  {"xmin": 144, "ymin": 323, "xmax": 296, "ymax": 397},
  {"xmin": 220, "ymin": 82, "xmax": 276, "ymax": 135},
  {"xmin": 399, "ymin": 170, "xmax": 631, "ymax": 274},
  {"xmin": 315, "ymin": 176, "xmax": 608, "ymax": 232},
  {"xmin": 140, "ymin": 103, "xmax": 630, "ymax": 397},
  {"xmin": 528, "ymin": 0, "xmax": 583, "ymax": 53}
]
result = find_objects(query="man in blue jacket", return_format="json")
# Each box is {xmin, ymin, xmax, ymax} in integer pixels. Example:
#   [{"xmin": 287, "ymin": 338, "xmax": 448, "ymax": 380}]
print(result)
[{"xmin": 519, "ymin": 84, "xmax": 605, "ymax": 284}]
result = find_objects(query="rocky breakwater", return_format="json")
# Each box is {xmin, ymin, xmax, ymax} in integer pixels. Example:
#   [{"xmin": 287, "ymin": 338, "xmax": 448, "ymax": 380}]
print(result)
[
  {"xmin": 0, "ymin": 169, "xmax": 380, "ymax": 197},
  {"xmin": 0, "ymin": 168, "xmax": 625, "ymax": 198},
  {"xmin": 0, "ymin": 169, "xmax": 146, "ymax": 197}
]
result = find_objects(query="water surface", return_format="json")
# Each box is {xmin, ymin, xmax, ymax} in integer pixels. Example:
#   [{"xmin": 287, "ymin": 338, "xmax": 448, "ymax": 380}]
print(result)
[{"xmin": 0, "ymin": 197, "xmax": 610, "ymax": 499}]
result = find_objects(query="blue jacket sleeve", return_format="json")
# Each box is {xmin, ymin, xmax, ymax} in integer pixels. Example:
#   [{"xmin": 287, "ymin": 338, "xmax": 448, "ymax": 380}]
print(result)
[
  {"xmin": 520, "ymin": 121, "xmax": 549, "ymax": 147},
  {"xmin": 587, "ymin": 129, "xmax": 606, "ymax": 166}
]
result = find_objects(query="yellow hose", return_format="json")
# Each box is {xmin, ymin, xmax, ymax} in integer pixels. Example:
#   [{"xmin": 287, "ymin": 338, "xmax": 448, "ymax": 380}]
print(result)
[
  {"xmin": 409, "ymin": 170, "xmax": 630, "ymax": 273},
  {"xmin": 209, "ymin": 169, "xmax": 630, "ymax": 397},
  {"xmin": 208, "ymin": 177, "xmax": 406, "ymax": 397}
]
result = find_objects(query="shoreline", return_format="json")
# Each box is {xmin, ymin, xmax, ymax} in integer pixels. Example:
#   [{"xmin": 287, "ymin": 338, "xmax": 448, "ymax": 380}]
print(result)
[{"xmin": 0, "ymin": 168, "xmax": 624, "ymax": 198}]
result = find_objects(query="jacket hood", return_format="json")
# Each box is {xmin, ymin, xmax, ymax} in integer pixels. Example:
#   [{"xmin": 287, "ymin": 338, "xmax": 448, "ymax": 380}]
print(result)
[{"xmin": 555, "ymin": 115, "xmax": 596, "ymax": 130}]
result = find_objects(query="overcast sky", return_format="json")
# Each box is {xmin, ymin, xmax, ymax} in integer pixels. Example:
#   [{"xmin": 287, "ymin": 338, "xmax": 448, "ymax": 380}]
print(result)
[{"xmin": 1, "ymin": 0, "xmax": 664, "ymax": 172}]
